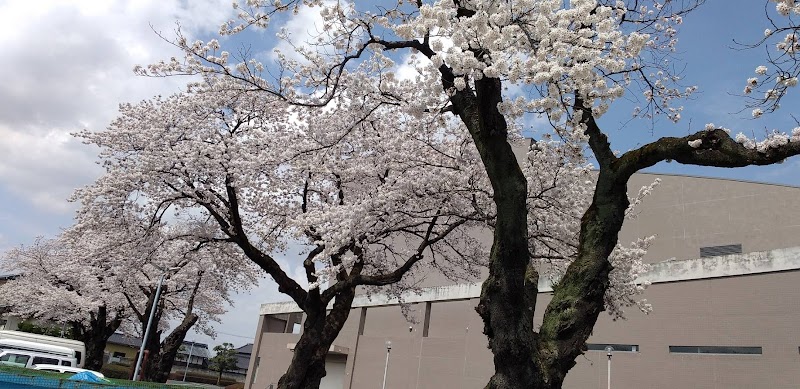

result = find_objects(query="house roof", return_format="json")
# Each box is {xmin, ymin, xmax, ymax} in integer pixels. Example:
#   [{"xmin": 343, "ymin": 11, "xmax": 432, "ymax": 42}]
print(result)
[
  {"xmin": 234, "ymin": 343, "xmax": 253, "ymax": 354},
  {"xmin": 107, "ymin": 333, "xmax": 142, "ymax": 348},
  {"xmin": 177, "ymin": 341, "xmax": 210, "ymax": 359},
  {"xmin": 232, "ymin": 343, "xmax": 254, "ymax": 371}
]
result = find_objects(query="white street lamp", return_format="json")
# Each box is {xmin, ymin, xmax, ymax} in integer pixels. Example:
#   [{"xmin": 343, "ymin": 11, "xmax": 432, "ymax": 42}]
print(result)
[
  {"xmin": 132, "ymin": 266, "xmax": 180, "ymax": 381},
  {"xmin": 182, "ymin": 341, "xmax": 195, "ymax": 382},
  {"xmin": 382, "ymin": 340, "xmax": 392, "ymax": 389},
  {"xmin": 604, "ymin": 346, "xmax": 614, "ymax": 389}
]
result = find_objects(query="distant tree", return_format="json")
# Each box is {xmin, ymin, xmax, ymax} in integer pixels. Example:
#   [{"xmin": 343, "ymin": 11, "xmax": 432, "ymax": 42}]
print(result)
[
  {"xmin": 209, "ymin": 342, "xmax": 238, "ymax": 385},
  {"xmin": 0, "ymin": 237, "xmax": 126, "ymax": 370},
  {"xmin": 62, "ymin": 213, "xmax": 260, "ymax": 383},
  {"xmin": 0, "ymin": 215, "xmax": 258, "ymax": 381}
]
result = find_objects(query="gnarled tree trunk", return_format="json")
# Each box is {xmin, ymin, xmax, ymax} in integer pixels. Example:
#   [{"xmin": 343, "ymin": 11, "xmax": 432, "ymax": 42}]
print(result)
[
  {"xmin": 451, "ymin": 72, "xmax": 633, "ymax": 389},
  {"xmin": 277, "ymin": 288, "xmax": 355, "ymax": 389},
  {"xmin": 71, "ymin": 305, "xmax": 123, "ymax": 371},
  {"xmin": 143, "ymin": 312, "xmax": 199, "ymax": 383}
]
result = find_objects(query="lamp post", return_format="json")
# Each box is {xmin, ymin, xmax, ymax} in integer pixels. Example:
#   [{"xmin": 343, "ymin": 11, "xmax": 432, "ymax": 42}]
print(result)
[
  {"xmin": 381, "ymin": 340, "xmax": 392, "ymax": 389},
  {"xmin": 605, "ymin": 346, "xmax": 614, "ymax": 389},
  {"xmin": 132, "ymin": 266, "xmax": 180, "ymax": 381},
  {"xmin": 182, "ymin": 341, "xmax": 195, "ymax": 382}
]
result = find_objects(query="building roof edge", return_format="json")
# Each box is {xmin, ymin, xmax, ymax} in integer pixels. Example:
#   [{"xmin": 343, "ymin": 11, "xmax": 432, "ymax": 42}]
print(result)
[{"xmin": 259, "ymin": 246, "xmax": 800, "ymax": 315}]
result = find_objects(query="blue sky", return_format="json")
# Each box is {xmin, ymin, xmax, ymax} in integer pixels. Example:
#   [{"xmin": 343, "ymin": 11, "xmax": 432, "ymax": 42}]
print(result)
[
  {"xmin": 598, "ymin": 1, "xmax": 800, "ymax": 185},
  {"xmin": 0, "ymin": 0, "xmax": 797, "ymax": 349}
]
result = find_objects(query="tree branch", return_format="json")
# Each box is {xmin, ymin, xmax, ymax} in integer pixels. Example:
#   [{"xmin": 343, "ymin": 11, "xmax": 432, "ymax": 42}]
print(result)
[
  {"xmin": 223, "ymin": 177, "xmax": 310, "ymax": 309},
  {"xmin": 575, "ymin": 97, "xmax": 616, "ymax": 168},
  {"xmin": 617, "ymin": 128, "xmax": 800, "ymax": 178}
]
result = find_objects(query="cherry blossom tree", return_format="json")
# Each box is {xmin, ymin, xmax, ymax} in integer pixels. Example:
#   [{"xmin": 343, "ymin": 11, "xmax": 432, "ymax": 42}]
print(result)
[
  {"xmin": 75, "ymin": 79, "xmax": 491, "ymax": 386},
  {"xmin": 0, "ymin": 237, "xmax": 128, "ymax": 371},
  {"xmin": 129, "ymin": 1, "xmax": 800, "ymax": 388}
]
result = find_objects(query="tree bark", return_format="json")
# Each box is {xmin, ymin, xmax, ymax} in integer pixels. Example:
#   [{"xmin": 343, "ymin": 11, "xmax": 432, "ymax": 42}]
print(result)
[
  {"xmin": 533, "ymin": 170, "xmax": 629, "ymax": 388},
  {"xmin": 142, "ymin": 313, "xmax": 199, "ymax": 383},
  {"xmin": 277, "ymin": 288, "xmax": 355, "ymax": 389},
  {"xmin": 276, "ymin": 321, "xmax": 329, "ymax": 389},
  {"xmin": 71, "ymin": 305, "xmax": 123, "ymax": 371},
  {"xmin": 440, "ymin": 75, "xmax": 538, "ymax": 388}
]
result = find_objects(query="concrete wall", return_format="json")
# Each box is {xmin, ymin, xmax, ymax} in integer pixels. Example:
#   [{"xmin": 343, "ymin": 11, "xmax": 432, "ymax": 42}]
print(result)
[
  {"xmin": 249, "ymin": 264, "xmax": 800, "ymax": 388},
  {"xmin": 320, "ymin": 355, "xmax": 346, "ymax": 389},
  {"xmin": 246, "ymin": 333, "xmax": 300, "ymax": 389},
  {"xmin": 622, "ymin": 173, "xmax": 800, "ymax": 263},
  {"xmin": 314, "ymin": 270, "xmax": 800, "ymax": 389},
  {"xmin": 563, "ymin": 270, "xmax": 800, "ymax": 389}
]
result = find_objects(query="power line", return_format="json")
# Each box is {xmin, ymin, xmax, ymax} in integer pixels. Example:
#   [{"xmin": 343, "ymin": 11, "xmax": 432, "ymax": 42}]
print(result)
[{"xmin": 215, "ymin": 330, "xmax": 254, "ymax": 340}]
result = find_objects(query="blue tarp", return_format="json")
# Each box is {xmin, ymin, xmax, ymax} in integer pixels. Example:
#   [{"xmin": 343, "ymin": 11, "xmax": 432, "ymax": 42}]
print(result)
[{"xmin": 68, "ymin": 371, "xmax": 107, "ymax": 383}]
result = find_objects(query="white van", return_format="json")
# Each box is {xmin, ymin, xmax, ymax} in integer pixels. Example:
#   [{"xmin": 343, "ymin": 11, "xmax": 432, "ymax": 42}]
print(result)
[
  {"xmin": 0, "ymin": 331, "xmax": 85, "ymax": 368},
  {"xmin": 0, "ymin": 349, "xmax": 77, "ymax": 368},
  {"xmin": 0, "ymin": 339, "xmax": 75, "ymax": 359}
]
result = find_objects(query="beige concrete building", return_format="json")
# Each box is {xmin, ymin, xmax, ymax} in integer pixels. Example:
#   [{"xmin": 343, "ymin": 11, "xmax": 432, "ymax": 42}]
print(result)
[{"xmin": 244, "ymin": 174, "xmax": 800, "ymax": 389}]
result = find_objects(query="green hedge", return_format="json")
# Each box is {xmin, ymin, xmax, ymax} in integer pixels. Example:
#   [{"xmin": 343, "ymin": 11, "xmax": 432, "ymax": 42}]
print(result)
[
  {"xmin": 168, "ymin": 370, "xmax": 238, "ymax": 386},
  {"xmin": 99, "ymin": 364, "xmax": 131, "ymax": 380}
]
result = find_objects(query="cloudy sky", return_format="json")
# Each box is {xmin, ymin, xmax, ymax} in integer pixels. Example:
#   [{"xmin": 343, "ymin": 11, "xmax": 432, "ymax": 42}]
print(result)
[
  {"xmin": 0, "ymin": 0, "xmax": 798, "ymax": 350},
  {"xmin": 0, "ymin": 0, "xmax": 278, "ymax": 349}
]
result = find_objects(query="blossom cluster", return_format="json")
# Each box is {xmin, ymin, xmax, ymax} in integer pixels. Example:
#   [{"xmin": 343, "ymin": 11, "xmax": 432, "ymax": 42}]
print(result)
[
  {"xmin": 743, "ymin": 1, "xmax": 800, "ymax": 117},
  {"xmin": 136, "ymin": 0, "xmax": 695, "ymax": 135}
]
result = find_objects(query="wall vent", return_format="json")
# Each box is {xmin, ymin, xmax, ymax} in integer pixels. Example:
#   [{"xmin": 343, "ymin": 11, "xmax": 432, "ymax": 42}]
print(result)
[
  {"xmin": 669, "ymin": 345, "xmax": 761, "ymax": 355},
  {"xmin": 700, "ymin": 244, "xmax": 742, "ymax": 258},
  {"xmin": 586, "ymin": 343, "xmax": 639, "ymax": 352}
]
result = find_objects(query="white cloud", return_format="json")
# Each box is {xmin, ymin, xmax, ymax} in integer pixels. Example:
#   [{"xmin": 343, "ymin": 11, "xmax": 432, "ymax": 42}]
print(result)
[
  {"xmin": 0, "ymin": 1, "xmax": 236, "ymax": 217},
  {"xmin": 0, "ymin": 126, "xmax": 99, "ymax": 212},
  {"xmin": 0, "ymin": 0, "xmax": 281, "ymax": 337}
]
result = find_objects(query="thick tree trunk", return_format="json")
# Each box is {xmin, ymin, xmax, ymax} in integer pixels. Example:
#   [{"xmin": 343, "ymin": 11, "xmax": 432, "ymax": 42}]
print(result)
[
  {"xmin": 277, "ymin": 288, "xmax": 355, "ymax": 389},
  {"xmin": 276, "ymin": 324, "xmax": 329, "ymax": 389},
  {"xmin": 81, "ymin": 332, "xmax": 110, "ymax": 371},
  {"xmin": 474, "ymin": 143, "xmax": 536, "ymax": 389},
  {"xmin": 532, "ymin": 171, "xmax": 631, "ymax": 388},
  {"xmin": 450, "ymin": 74, "xmax": 633, "ymax": 388},
  {"xmin": 72, "ymin": 305, "xmax": 123, "ymax": 371},
  {"xmin": 445, "ymin": 76, "xmax": 538, "ymax": 388},
  {"xmin": 143, "ymin": 313, "xmax": 199, "ymax": 383}
]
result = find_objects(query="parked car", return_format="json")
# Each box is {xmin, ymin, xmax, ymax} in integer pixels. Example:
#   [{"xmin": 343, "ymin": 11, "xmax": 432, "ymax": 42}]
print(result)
[{"xmin": 32, "ymin": 364, "xmax": 105, "ymax": 378}]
